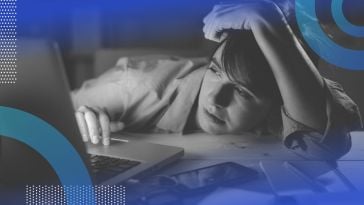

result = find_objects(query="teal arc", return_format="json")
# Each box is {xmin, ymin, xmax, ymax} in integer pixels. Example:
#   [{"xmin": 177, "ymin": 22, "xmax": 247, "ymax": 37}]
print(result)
[{"xmin": 0, "ymin": 106, "xmax": 95, "ymax": 204}]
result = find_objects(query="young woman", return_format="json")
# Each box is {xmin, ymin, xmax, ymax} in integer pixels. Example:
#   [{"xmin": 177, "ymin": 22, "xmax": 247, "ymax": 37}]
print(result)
[{"xmin": 72, "ymin": 1, "xmax": 361, "ymax": 160}]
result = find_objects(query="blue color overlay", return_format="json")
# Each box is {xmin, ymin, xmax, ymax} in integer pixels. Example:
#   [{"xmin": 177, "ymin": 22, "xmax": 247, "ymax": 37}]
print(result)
[
  {"xmin": 296, "ymin": 0, "xmax": 364, "ymax": 70},
  {"xmin": 0, "ymin": 106, "xmax": 95, "ymax": 204}
]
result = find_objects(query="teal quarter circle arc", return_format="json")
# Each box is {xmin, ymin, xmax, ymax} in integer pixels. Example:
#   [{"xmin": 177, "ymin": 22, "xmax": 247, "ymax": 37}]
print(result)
[{"xmin": 0, "ymin": 106, "xmax": 95, "ymax": 204}]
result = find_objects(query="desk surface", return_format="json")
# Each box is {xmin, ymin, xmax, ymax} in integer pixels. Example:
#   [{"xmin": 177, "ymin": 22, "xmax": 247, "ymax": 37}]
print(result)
[
  {"xmin": 117, "ymin": 131, "xmax": 364, "ymax": 205},
  {"xmin": 115, "ymin": 131, "xmax": 298, "ymax": 161},
  {"xmin": 115, "ymin": 131, "xmax": 364, "ymax": 161}
]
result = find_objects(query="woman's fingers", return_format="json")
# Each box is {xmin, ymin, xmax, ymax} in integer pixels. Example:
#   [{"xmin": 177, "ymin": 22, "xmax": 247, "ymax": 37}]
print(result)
[
  {"xmin": 75, "ymin": 111, "xmax": 89, "ymax": 142},
  {"xmin": 203, "ymin": 4, "xmax": 231, "ymax": 41},
  {"xmin": 203, "ymin": 3, "xmax": 259, "ymax": 42},
  {"xmin": 96, "ymin": 107, "xmax": 111, "ymax": 146},
  {"xmin": 77, "ymin": 106, "xmax": 100, "ymax": 144},
  {"xmin": 75, "ymin": 106, "xmax": 125, "ymax": 145},
  {"xmin": 203, "ymin": 10, "xmax": 219, "ymax": 42},
  {"xmin": 84, "ymin": 110, "xmax": 100, "ymax": 144}
]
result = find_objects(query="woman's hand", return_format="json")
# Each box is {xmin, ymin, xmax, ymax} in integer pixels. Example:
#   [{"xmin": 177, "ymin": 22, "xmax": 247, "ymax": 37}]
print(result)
[
  {"xmin": 202, "ymin": 1, "xmax": 284, "ymax": 42},
  {"xmin": 75, "ymin": 106, "xmax": 125, "ymax": 145}
]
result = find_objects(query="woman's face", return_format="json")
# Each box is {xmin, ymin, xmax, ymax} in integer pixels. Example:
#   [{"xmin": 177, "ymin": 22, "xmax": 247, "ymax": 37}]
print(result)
[{"xmin": 197, "ymin": 42, "xmax": 273, "ymax": 134}]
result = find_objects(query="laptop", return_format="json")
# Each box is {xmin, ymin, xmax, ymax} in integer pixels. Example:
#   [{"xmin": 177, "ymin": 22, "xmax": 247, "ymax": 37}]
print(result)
[{"xmin": 0, "ymin": 39, "xmax": 184, "ymax": 186}]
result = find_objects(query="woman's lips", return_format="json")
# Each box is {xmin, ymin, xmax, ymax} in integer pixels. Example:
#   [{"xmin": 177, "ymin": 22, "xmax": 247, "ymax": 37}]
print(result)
[{"xmin": 203, "ymin": 108, "xmax": 225, "ymax": 125}]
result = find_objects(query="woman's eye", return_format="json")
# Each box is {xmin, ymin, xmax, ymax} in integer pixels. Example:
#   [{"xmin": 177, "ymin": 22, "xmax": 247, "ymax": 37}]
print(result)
[
  {"xmin": 209, "ymin": 66, "xmax": 223, "ymax": 78},
  {"xmin": 235, "ymin": 86, "xmax": 252, "ymax": 99}
]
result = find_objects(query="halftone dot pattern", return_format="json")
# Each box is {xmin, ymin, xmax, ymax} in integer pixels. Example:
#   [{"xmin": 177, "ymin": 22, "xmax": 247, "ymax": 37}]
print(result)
[
  {"xmin": 0, "ymin": 0, "xmax": 16, "ymax": 84},
  {"xmin": 25, "ymin": 185, "xmax": 126, "ymax": 205}
]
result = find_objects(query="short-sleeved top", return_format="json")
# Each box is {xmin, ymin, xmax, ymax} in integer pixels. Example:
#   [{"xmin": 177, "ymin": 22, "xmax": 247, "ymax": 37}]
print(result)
[{"xmin": 71, "ymin": 56, "xmax": 362, "ymax": 160}]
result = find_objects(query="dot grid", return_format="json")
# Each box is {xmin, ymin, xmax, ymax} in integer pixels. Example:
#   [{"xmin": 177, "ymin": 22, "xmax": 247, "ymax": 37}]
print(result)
[
  {"xmin": 25, "ymin": 185, "xmax": 126, "ymax": 205},
  {"xmin": 0, "ymin": 0, "xmax": 16, "ymax": 84}
]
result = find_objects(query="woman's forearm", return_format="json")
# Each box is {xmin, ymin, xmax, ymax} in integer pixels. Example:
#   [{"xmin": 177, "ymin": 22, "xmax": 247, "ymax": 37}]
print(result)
[{"xmin": 251, "ymin": 8, "xmax": 327, "ymax": 132}]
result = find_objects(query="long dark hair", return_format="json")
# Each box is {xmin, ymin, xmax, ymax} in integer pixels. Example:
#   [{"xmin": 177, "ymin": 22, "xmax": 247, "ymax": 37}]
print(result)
[{"xmin": 220, "ymin": 30, "xmax": 282, "ymax": 104}]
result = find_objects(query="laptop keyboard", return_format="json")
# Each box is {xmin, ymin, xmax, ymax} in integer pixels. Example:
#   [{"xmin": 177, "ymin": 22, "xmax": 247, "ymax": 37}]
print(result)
[{"xmin": 89, "ymin": 154, "xmax": 140, "ymax": 183}]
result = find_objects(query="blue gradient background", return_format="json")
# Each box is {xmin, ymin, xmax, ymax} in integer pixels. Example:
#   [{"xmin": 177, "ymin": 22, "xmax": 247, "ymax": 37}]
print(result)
[
  {"xmin": 17, "ymin": 0, "xmax": 218, "ymax": 43},
  {"xmin": 7, "ymin": 0, "xmax": 364, "ymax": 204}
]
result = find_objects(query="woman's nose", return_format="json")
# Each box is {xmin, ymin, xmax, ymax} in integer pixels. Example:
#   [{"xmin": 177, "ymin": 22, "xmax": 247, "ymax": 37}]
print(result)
[{"xmin": 207, "ymin": 83, "xmax": 232, "ymax": 108}]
